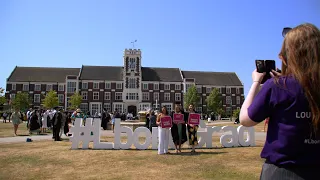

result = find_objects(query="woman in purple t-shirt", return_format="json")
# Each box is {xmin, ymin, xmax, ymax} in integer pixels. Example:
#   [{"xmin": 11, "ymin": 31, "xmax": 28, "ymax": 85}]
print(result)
[{"xmin": 240, "ymin": 23, "xmax": 320, "ymax": 180}]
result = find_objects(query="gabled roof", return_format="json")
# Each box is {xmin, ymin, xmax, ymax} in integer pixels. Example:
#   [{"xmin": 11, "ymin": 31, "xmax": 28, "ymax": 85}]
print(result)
[
  {"xmin": 141, "ymin": 67, "xmax": 183, "ymax": 82},
  {"xmin": 181, "ymin": 71, "xmax": 243, "ymax": 86},
  {"xmin": 79, "ymin": 65, "xmax": 123, "ymax": 81},
  {"xmin": 7, "ymin": 66, "xmax": 80, "ymax": 83}
]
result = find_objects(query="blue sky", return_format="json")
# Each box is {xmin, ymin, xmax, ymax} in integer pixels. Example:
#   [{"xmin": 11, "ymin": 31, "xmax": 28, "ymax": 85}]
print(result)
[{"xmin": 0, "ymin": 0, "xmax": 319, "ymax": 95}]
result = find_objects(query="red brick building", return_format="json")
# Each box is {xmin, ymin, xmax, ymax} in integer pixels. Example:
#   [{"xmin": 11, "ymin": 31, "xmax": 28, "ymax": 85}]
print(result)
[{"xmin": 5, "ymin": 49, "xmax": 244, "ymax": 115}]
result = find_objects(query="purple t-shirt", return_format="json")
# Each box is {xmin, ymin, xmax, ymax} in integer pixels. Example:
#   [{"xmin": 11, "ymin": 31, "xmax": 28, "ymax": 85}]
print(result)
[{"xmin": 248, "ymin": 76, "xmax": 320, "ymax": 167}]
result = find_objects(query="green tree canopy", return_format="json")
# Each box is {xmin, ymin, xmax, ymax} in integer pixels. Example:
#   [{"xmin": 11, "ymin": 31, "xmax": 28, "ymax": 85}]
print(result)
[
  {"xmin": 42, "ymin": 90, "xmax": 59, "ymax": 109},
  {"xmin": 233, "ymin": 108, "xmax": 240, "ymax": 118},
  {"xmin": 0, "ymin": 87, "xmax": 6, "ymax": 105},
  {"xmin": 206, "ymin": 88, "xmax": 222, "ymax": 113},
  {"xmin": 183, "ymin": 85, "xmax": 200, "ymax": 109},
  {"xmin": 11, "ymin": 92, "xmax": 30, "ymax": 111},
  {"xmin": 70, "ymin": 92, "xmax": 82, "ymax": 110},
  {"xmin": 216, "ymin": 108, "xmax": 225, "ymax": 116}
]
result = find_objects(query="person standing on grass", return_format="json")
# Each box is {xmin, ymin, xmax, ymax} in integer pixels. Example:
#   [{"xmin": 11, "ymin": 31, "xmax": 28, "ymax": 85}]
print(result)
[
  {"xmin": 2, "ymin": 112, "xmax": 8, "ymax": 123},
  {"xmin": 148, "ymin": 111, "xmax": 157, "ymax": 133},
  {"xmin": 156, "ymin": 106, "xmax": 170, "ymax": 155},
  {"xmin": 240, "ymin": 23, "xmax": 320, "ymax": 179},
  {"xmin": 53, "ymin": 108, "xmax": 63, "ymax": 141},
  {"xmin": 170, "ymin": 104, "xmax": 187, "ymax": 154},
  {"xmin": 11, "ymin": 109, "xmax": 22, "ymax": 136},
  {"xmin": 186, "ymin": 104, "xmax": 199, "ymax": 154}
]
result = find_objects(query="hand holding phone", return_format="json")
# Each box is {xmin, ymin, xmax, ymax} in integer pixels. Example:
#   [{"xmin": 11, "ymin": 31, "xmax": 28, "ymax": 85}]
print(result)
[{"xmin": 255, "ymin": 60, "xmax": 276, "ymax": 84}]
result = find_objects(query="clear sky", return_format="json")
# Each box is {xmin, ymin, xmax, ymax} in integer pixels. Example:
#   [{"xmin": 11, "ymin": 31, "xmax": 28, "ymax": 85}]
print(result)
[{"xmin": 0, "ymin": 0, "xmax": 319, "ymax": 96}]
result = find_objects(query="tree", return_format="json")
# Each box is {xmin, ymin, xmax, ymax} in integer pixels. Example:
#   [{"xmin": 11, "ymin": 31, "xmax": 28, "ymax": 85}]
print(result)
[
  {"xmin": 183, "ymin": 85, "xmax": 200, "ymax": 109},
  {"xmin": 42, "ymin": 90, "xmax": 59, "ymax": 109},
  {"xmin": 233, "ymin": 108, "xmax": 240, "ymax": 118},
  {"xmin": 0, "ymin": 87, "xmax": 6, "ymax": 105},
  {"xmin": 70, "ymin": 92, "xmax": 82, "ymax": 110},
  {"xmin": 11, "ymin": 92, "xmax": 30, "ymax": 111},
  {"xmin": 206, "ymin": 88, "xmax": 222, "ymax": 114}
]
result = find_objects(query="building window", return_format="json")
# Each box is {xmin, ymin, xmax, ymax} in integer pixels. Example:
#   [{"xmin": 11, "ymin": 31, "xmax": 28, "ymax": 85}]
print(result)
[
  {"xmin": 46, "ymin": 84, "xmax": 52, "ymax": 91},
  {"xmin": 93, "ymin": 92, "xmax": 99, "ymax": 100},
  {"xmin": 186, "ymin": 84, "xmax": 192, "ymax": 92},
  {"xmin": 81, "ymin": 92, "xmax": 88, "ymax": 100},
  {"xmin": 206, "ymin": 87, "xmax": 211, "ymax": 93},
  {"xmin": 58, "ymin": 94, "xmax": 64, "ymax": 103},
  {"xmin": 219, "ymin": 88, "xmax": 222, "ymax": 93},
  {"xmin": 129, "ymin": 58, "xmax": 136, "ymax": 70},
  {"xmin": 226, "ymin": 96, "xmax": 232, "ymax": 104},
  {"xmin": 113, "ymin": 103, "xmax": 123, "ymax": 113},
  {"xmin": 153, "ymin": 103, "xmax": 160, "ymax": 110},
  {"xmin": 139, "ymin": 103, "xmax": 150, "ymax": 111},
  {"xmin": 115, "ymin": 92, "xmax": 122, "ymax": 100},
  {"xmin": 67, "ymin": 97, "xmax": 71, "ymax": 108},
  {"xmin": 236, "ymin": 88, "xmax": 240, "ymax": 94},
  {"xmin": 154, "ymin": 83, "xmax": 159, "ymax": 90},
  {"xmin": 58, "ymin": 85, "xmax": 64, "ymax": 91},
  {"xmin": 34, "ymin": 94, "xmax": 40, "ymax": 103},
  {"xmin": 126, "ymin": 93, "xmax": 138, "ymax": 100},
  {"xmin": 226, "ymin": 107, "xmax": 232, "ymax": 114},
  {"xmin": 82, "ymin": 82, "xmax": 88, "ymax": 89},
  {"xmin": 175, "ymin": 93, "xmax": 181, "ymax": 101},
  {"xmin": 142, "ymin": 83, "xmax": 148, "ymax": 90},
  {"xmin": 175, "ymin": 84, "xmax": 181, "ymax": 90},
  {"xmin": 142, "ymin": 92, "xmax": 149, "ymax": 100},
  {"xmin": 10, "ymin": 94, "xmax": 16, "ymax": 99},
  {"xmin": 80, "ymin": 103, "xmax": 88, "ymax": 113},
  {"xmin": 93, "ymin": 82, "xmax": 99, "ymax": 89},
  {"xmin": 153, "ymin": 92, "xmax": 159, "ymax": 101},
  {"xmin": 104, "ymin": 103, "xmax": 111, "ymax": 112},
  {"xmin": 164, "ymin": 84, "xmax": 170, "ymax": 90},
  {"xmin": 164, "ymin": 93, "xmax": 170, "ymax": 101},
  {"xmin": 91, "ymin": 103, "xmax": 101, "ymax": 115},
  {"xmin": 226, "ymin": 87, "xmax": 231, "ymax": 94},
  {"xmin": 196, "ymin": 107, "xmax": 202, "ymax": 113},
  {"xmin": 197, "ymin": 87, "xmax": 202, "ymax": 93},
  {"xmin": 67, "ymin": 82, "xmax": 77, "ymax": 93},
  {"xmin": 162, "ymin": 103, "xmax": 172, "ymax": 112},
  {"xmin": 105, "ymin": 82, "xmax": 111, "ymax": 89},
  {"xmin": 12, "ymin": 84, "xmax": 16, "ymax": 90},
  {"xmin": 34, "ymin": 84, "xmax": 40, "ymax": 91},
  {"xmin": 236, "ymin": 96, "xmax": 240, "ymax": 104},
  {"xmin": 128, "ymin": 78, "xmax": 136, "ymax": 88},
  {"xmin": 116, "ymin": 83, "xmax": 122, "ymax": 89},
  {"xmin": 104, "ymin": 92, "xmax": 110, "ymax": 100},
  {"xmin": 23, "ymin": 84, "xmax": 29, "ymax": 91}
]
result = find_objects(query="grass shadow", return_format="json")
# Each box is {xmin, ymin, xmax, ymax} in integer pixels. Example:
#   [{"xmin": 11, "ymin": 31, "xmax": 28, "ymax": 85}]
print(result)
[
  {"xmin": 169, "ymin": 151, "xmax": 227, "ymax": 156},
  {"xmin": 17, "ymin": 134, "xmax": 30, "ymax": 137}
]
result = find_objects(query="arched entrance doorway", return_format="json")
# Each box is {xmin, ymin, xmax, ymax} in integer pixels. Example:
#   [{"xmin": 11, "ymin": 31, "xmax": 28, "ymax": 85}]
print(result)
[{"xmin": 128, "ymin": 105, "xmax": 137, "ymax": 117}]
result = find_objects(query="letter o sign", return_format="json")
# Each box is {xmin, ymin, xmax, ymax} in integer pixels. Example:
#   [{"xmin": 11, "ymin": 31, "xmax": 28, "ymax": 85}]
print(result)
[{"xmin": 133, "ymin": 127, "xmax": 152, "ymax": 150}]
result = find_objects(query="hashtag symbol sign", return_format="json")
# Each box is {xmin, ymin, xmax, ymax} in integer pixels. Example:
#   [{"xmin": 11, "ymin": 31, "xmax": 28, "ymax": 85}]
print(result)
[{"xmin": 69, "ymin": 118, "xmax": 98, "ymax": 149}]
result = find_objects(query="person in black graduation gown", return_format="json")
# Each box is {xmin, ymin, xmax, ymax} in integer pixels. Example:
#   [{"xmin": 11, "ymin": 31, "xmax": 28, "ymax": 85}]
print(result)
[
  {"xmin": 101, "ymin": 108, "xmax": 108, "ymax": 130},
  {"xmin": 54, "ymin": 108, "xmax": 63, "ymax": 141},
  {"xmin": 170, "ymin": 104, "xmax": 187, "ymax": 153}
]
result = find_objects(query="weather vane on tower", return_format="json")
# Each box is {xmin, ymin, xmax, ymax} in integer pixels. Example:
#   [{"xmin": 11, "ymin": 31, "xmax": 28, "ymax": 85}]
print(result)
[{"xmin": 131, "ymin": 40, "xmax": 137, "ymax": 48}]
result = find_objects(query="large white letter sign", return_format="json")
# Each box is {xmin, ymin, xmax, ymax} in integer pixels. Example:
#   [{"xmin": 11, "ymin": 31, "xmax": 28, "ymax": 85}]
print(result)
[
  {"xmin": 237, "ymin": 126, "xmax": 255, "ymax": 147},
  {"xmin": 114, "ymin": 119, "xmax": 134, "ymax": 149},
  {"xmin": 69, "ymin": 118, "xmax": 256, "ymax": 150},
  {"xmin": 220, "ymin": 126, "xmax": 239, "ymax": 148},
  {"xmin": 133, "ymin": 127, "xmax": 152, "ymax": 150}
]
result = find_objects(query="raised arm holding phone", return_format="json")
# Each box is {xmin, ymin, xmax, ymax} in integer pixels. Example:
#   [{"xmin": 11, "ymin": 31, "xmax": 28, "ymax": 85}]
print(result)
[{"xmin": 240, "ymin": 23, "xmax": 320, "ymax": 180}]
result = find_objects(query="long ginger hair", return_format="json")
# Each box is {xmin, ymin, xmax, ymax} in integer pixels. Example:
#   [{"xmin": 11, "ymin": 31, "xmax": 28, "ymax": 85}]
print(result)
[{"xmin": 278, "ymin": 23, "xmax": 320, "ymax": 133}]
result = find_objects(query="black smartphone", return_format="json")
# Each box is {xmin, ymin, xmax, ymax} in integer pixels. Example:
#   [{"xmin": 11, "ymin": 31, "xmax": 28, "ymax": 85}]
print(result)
[{"xmin": 255, "ymin": 60, "xmax": 276, "ymax": 84}]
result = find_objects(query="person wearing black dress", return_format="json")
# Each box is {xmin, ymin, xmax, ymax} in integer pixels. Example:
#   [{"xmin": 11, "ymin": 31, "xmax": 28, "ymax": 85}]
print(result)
[
  {"xmin": 170, "ymin": 104, "xmax": 187, "ymax": 153},
  {"xmin": 186, "ymin": 104, "xmax": 199, "ymax": 154}
]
